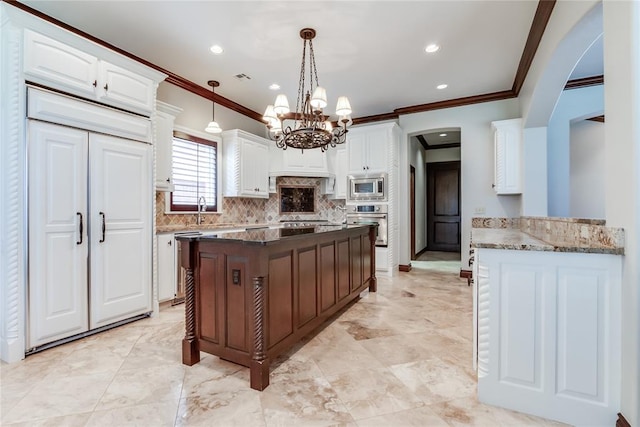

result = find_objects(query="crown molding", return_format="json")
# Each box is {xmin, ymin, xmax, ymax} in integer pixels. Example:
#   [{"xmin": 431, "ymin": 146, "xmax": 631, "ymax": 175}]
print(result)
[
  {"xmin": 7, "ymin": 0, "xmax": 555, "ymax": 126},
  {"xmin": 564, "ymin": 75, "xmax": 604, "ymax": 90}
]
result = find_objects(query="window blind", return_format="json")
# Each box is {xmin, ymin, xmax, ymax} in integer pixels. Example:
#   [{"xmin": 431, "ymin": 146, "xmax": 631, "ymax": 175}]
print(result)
[{"xmin": 171, "ymin": 136, "xmax": 217, "ymax": 211}]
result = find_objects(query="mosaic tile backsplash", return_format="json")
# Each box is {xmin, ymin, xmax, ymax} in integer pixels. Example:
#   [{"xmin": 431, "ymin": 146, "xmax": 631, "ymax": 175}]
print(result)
[{"xmin": 156, "ymin": 177, "xmax": 346, "ymax": 232}]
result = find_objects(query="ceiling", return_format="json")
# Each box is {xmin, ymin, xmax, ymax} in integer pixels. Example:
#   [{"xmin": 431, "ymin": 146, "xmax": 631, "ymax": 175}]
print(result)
[{"xmin": 17, "ymin": 1, "xmax": 603, "ymax": 133}]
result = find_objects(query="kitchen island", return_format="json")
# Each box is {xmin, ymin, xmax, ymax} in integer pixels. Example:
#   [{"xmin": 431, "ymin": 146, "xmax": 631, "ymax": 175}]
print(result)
[{"xmin": 176, "ymin": 224, "xmax": 376, "ymax": 390}]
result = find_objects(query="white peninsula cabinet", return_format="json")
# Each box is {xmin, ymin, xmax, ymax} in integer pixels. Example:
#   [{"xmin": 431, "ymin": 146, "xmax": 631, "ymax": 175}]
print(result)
[
  {"xmin": 474, "ymin": 247, "xmax": 621, "ymax": 426},
  {"xmin": 222, "ymin": 129, "xmax": 270, "ymax": 198},
  {"xmin": 24, "ymin": 29, "xmax": 156, "ymax": 116}
]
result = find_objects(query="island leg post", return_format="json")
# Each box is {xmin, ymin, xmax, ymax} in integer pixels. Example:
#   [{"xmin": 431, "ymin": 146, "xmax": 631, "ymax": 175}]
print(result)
[
  {"xmin": 181, "ymin": 242, "xmax": 200, "ymax": 366},
  {"xmin": 250, "ymin": 276, "xmax": 270, "ymax": 390},
  {"xmin": 369, "ymin": 225, "xmax": 377, "ymax": 292}
]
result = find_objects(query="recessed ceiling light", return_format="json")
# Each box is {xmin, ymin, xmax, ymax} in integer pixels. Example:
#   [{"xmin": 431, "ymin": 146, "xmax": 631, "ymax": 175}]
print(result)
[
  {"xmin": 437, "ymin": 84, "xmax": 448, "ymax": 90},
  {"xmin": 210, "ymin": 45, "xmax": 224, "ymax": 55},
  {"xmin": 269, "ymin": 83, "xmax": 281, "ymax": 90},
  {"xmin": 425, "ymin": 44, "xmax": 440, "ymax": 53},
  {"xmin": 440, "ymin": 133, "xmax": 447, "ymax": 137}
]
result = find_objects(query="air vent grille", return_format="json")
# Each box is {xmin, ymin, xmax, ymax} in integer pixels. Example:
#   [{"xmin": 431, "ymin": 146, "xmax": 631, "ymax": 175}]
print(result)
[{"xmin": 234, "ymin": 73, "xmax": 252, "ymax": 80}]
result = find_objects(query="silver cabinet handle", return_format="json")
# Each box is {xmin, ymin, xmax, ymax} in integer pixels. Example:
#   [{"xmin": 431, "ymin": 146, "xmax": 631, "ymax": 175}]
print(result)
[
  {"xmin": 76, "ymin": 212, "xmax": 83, "ymax": 245},
  {"xmin": 99, "ymin": 212, "xmax": 106, "ymax": 243}
]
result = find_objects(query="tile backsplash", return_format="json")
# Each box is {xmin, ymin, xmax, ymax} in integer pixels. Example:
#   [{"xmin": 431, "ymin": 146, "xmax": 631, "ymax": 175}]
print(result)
[{"xmin": 156, "ymin": 177, "xmax": 346, "ymax": 230}]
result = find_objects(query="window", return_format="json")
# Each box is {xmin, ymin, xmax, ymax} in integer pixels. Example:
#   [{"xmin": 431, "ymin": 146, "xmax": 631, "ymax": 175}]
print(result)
[{"xmin": 170, "ymin": 131, "xmax": 217, "ymax": 212}]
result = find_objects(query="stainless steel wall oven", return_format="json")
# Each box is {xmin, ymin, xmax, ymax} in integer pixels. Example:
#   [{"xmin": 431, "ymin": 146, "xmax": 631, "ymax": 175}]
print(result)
[{"xmin": 346, "ymin": 204, "xmax": 388, "ymax": 247}]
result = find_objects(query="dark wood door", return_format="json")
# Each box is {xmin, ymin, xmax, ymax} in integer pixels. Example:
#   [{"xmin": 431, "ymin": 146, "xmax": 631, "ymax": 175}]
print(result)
[{"xmin": 427, "ymin": 161, "xmax": 460, "ymax": 252}]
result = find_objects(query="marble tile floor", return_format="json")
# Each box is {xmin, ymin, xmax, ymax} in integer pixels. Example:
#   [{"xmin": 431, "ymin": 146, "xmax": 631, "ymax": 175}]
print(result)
[{"xmin": 1, "ymin": 266, "xmax": 566, "ymax": 427}]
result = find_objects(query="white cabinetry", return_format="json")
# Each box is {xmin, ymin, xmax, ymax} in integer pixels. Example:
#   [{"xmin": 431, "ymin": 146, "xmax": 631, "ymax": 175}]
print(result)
[
  {"xmin": 154, "ymin": 102, "xmax": 182, "ymax": 191},
  {"xmin": 475, "ymin": 248, "xmax": 621, "ymax": 426},
  {"xmin": 491, "ymin": 118, "xmax": 522, "ymax": 194},
  {"xmin": 270, "ymin": 146, "xmax": 331, "ymax": 177},
  {"xmin": 347, "ymin": 127, "xmax": 388, "ymax": 174},
  {"xmin": 157, "ymin": 233, "xmax": 176, "ymax": 302},
  {"xmin": 222, "ymin": 129, "xmax": 270, "ymax": 198},
  {"xmin": 24, "ymin": 29, "xmax": 156, "ymax": 115},
  {"xmin": 321, "ymin": 145, "xmax": 348, "ymax": 198},
  {"xmin": 28, "ymin": 117, "xmax": 152, "ymax": 348}
]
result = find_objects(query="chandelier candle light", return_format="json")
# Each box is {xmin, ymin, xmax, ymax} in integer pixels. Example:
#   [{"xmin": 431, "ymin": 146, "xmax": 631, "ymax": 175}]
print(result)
[
  {"xmin": 205, "ymin": 80, "xmax": 222, "ymax": 134},
  {"xmin": 263, "ymin": 28, "xmax": 352, "ymax": 152}
]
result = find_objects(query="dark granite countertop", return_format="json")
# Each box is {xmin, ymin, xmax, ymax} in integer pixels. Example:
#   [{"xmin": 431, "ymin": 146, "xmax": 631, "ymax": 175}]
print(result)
[{"xmin": 175, "ymin": 224, "xmax": 369, "ymax": 245}]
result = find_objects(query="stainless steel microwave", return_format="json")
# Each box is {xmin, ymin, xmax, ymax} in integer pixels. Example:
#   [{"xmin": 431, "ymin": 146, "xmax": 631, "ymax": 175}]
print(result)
[{"xmin": 348, "ymin": 173, "xmax": 387, "ymax": 202}]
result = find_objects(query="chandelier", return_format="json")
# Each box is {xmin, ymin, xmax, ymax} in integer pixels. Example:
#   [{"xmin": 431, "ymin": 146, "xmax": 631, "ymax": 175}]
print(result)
[{"xmin": 263, "ymin": 28, "xmax": 352, "ymax": 152}]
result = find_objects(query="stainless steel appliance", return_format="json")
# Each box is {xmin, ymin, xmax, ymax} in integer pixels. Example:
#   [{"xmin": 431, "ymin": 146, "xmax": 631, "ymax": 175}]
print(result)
[
  {"xmin": 348, "ymin": 173, "xmax": 387, "ymax": 202},
  {"xmin": 346, "ymin": 204, "xmax": 388, "ymax": 246}
]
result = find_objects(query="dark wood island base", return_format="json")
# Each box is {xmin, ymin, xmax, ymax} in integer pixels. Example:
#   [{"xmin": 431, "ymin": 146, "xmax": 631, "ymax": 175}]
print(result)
[{"xmin": 177, "ymin": 224, "xmax": 377, "ymax": 390}]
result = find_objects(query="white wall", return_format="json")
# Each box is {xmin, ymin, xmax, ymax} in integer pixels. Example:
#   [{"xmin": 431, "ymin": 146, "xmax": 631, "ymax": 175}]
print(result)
[
  {"xmin": 603, "ymin": 1, "xmax": 640, "ymax": 424},
  {"xmin": 547, "ymin": 85, "xmax": 604, "ymax": 217},
  {"xmin": 425, "ymin": 147, "xmax": 461, "ymax": 163},
  {"xmin": 157, "ymin": 82, "xmax": 266, "ymax": 137},
  {"xmin": 519, "ymin": 0, "xmax": 601, "ymax": 127},
  {"xmin": 569, "ymin": 119, "xmax": 605, "ymax": 218},
  {"xmin": 399, "ymin": 99, "xmax": 521, "ymax": 268},
  {"xmin": 409, "ymin": 139, "xmax": 427, "ymax": 253}
]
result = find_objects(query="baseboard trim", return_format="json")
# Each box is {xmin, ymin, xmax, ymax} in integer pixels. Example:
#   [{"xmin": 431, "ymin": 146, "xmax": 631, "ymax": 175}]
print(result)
[
  {"xmin": 460, "ymin": 269, "xmax": 472, "ymax": 279},
  {"xmin": 399, "ymin": 264, "xmax": 412, "ymax": 272},
  {"xmin": 617, "ymin": 413, "xmax": 631, "ymax": 427},
  {"xmin": 414, "ymin": 247, "xmax": 428, "ymax": 259}
]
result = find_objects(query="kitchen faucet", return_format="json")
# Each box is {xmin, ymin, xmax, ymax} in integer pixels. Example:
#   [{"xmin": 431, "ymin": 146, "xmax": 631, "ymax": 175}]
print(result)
[{"xmin": 197, "ymin": 196, "xmax": 207, "ymax": 225}]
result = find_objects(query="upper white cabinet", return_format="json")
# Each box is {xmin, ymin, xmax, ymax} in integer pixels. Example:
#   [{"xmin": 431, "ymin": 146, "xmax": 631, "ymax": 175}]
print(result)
[
  {"xmin": 24, "ymin": 30, "xmax": 158, "ymax": 116},
  {"xmin": 491, "ymin": 118, "xmax": 522, "ymax": 195},
  {"xmin": 222, "ymin": 129, "xmax": 270, "ymax": 198},
  {"xmin": 347, "ymin": 126, "xmax": 389, "ymax": 174},
  {"xmin": 154, "ymin": 101, "xmax": 182, "ymax": 191}
]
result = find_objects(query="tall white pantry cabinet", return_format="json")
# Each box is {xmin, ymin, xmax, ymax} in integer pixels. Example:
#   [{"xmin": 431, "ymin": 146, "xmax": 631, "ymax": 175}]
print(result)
[{"xmin": 0, "ymin": 3, "xmax": 166, "ymax": 361}]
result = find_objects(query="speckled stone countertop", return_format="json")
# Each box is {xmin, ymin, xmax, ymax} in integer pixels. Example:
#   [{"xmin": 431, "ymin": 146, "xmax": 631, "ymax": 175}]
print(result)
[
  {"xmin": 471, "ymin": 216, "xmax": 625, "ymax": 255},
  {"xmin": 471, "ymin": 229, "xmax": 554, "ymax": 251}
]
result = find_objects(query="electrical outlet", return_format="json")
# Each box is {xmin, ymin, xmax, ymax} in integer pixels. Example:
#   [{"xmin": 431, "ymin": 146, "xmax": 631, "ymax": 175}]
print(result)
[{"xmin": 474, "ymin": 207, "xmax": 486, "ymax": 215}]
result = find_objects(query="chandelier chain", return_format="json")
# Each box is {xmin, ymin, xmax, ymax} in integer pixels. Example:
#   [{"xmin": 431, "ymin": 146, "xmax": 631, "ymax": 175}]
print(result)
[
  {"xmin": 295, "ymin": 39, "xmax": 307, "ymax": 122},
  {"xmin": 309, "ymin": 39, "xmax": 320, "ymax": 89}
]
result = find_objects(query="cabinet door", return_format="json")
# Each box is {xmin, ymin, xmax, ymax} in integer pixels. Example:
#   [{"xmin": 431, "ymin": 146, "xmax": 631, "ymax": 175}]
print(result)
[
  {"xmin": 157, "ymin": 234, "xmax": 176, "ymax": 302},
  {"xmin": 24, "ymin": 30, "xmax": 99, "ymax": 98},
  {"xmin": 365, "ymin": 131, "xmax": 388, "ymax": 173},
  {"xmin": 89, "ymin": 134, "xmax": 152, "ymax": 329},
  {"xmin": 492, "ymin": 119, "xmax": 522, "ymax": 194},
  {"xmin": 99, "ymin": 61, "xmax": 155, "ymax": 114},
  {"xmin": 28, "ymin": 121, "xmax": 89, "ymax": 348},
  {"xmin": 240, "ymin": 139, "xmax": 269, "ymax": 197},
  {"xmin": 154, "ymin": 111, "xmax": 174, "ymax": 189},
  {"xmin": 347, "ymin": 132, "xmax": 367, "ymax": 173},
  {"xmin": 334, "ymin": 147, "xmax": 348, "ymax": 199}
]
